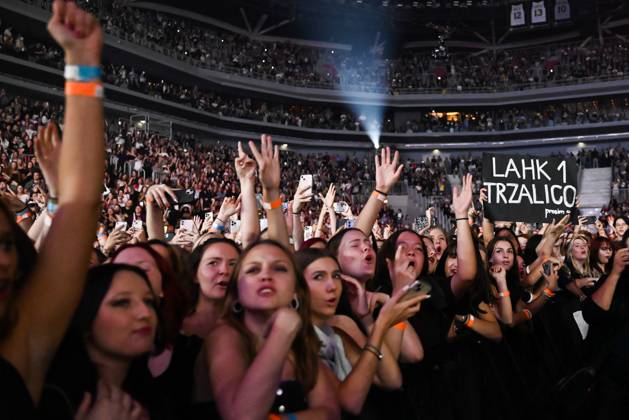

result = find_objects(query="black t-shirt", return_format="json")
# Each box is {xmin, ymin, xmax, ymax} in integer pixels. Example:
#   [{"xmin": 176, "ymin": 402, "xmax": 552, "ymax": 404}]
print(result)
[{"xmin": 0, "ymin": 356, "xmax": 35, "ymax": 420}]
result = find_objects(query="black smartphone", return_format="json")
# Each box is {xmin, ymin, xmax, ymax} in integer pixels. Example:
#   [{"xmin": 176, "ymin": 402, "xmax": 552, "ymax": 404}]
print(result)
[
  {"xmin": 542, "ymin": 260, "xmax": 552, "ymax": 276},
  {"xmin": 170, "ymin": 188, "xmax": 196, "ymax": 205},
  {"xmin": 582, "ymin": 216, "xmax": 597, "ymax": 225}
]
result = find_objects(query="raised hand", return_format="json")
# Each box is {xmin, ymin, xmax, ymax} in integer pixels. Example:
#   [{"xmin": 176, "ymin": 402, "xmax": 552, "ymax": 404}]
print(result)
[
  {"xmin": 318, "ymin": 184, "xmax": 336, "ymax": 210},
  {"xmin": 489, "ymin": 265, "xmax": 508, "ymax": 289},
  {"xmin": 235, "ymin": 141, "xmax": 257, "ymax": 184},
  {"xmin": 249, "ymin": 134, "xmax": 280, "ymax": 192},
  {"xmin": 103, "ymin": 226, "xmax": 130, "ymax": 255},
  {"xmin": 545, "ymin": 214, "xmax": 570, "ymax": 238},
  {"xmin": 611, "ymin": 248, "xmax": 629, "ymax": 276},
  {"xmin": 145, "ymin": 184, "xmax": 177, "ymax": 209},
  {"xmin": 387, "ymin": 244, "xmax": 420, "ymax": 292},
  {"xmin": 217, "ymin": 195, "xmax": 241, "ymax": 222},
  {"xmin": 377, "ymin": 284, "xmax": 430, "ymax": 328},
  {"xmin": 339, "ymin": 274, "xmax": 369, "ymax": 318},
  {"xmin": 47, "ymin": 0, "xmax": 102, "ymax": 66},
  {"xmin": 452, "ymin": 174, "xmax": 473, "ymax": 219},
  {"xmin": 292, "ymin": 183, "xmax": 313, "ymax": 214},
  {"xmin": 264, "ymin": 307, "xmax": 302, "ymax": 339},
  {"xmin": 34, "ymin": 122, "xmax": 61, "ymax": 197},
  {"xmin": 375, "ymin": 147, "xmax": 403, "ymax": 194}
]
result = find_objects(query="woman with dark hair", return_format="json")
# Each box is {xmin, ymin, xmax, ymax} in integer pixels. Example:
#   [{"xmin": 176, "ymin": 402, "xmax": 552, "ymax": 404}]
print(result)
[
  {"xmin": 174, "ymin": 238, "xmax": 240, "ymax": 418},
  {"xmin": 111, "ymin": 243, "xmax": 189, "ymax": 348},
  {"xmin": 40, "ymin": 264, "xmax": 161, "ymax": 419},
  {"xmin": 0, "ymin": 2, "xmax": 106, "ymax": 417},
  {"xmin": 296, "ymin": 248, "xmax": 425, "ymax": 416},
  {"xmin": 590, "ymin": 236, "xmax": 614, "ymax": 278},
  {"xmin": 207, "ymin": 239, "xmax": 339, "ymax": 419}
]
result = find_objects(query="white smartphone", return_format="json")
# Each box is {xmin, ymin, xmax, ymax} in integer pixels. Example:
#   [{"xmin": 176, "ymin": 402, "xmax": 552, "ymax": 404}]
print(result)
[
  {"xmin": 204, "ymin": 212, "xmax": 214, "ymax": 223},
  {"xmin": 132, "ymin": 220, "xmax": 143, "ymax": 230},
  {"xmin": 115, "ymin": 221, "xmax": 128, "ymax": 231},
  {"xmin": 304, "ymin": 225, "xmax": 313, "ymax": 240},
  {"xmin": 230, "ymin": 219, "xmax": 241, "ymax": 233},
  {"xmin": 260, "ymin": 218, "xmax": 268, "ymax": 231},
  {"xmin": 298, "ymin": 174, "xmax": 313, "ymax": 193},
  {"xmin": 180, "ymin": 219, "xmax": 194, "ymax": 231},
  {"xmin": 333, "ymin": 201, "xmax": 349, "ymax": 214}
]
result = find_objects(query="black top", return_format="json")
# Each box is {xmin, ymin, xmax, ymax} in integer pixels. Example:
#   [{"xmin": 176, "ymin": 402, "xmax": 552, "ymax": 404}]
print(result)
[
  {"xmin": 0, "ymin": 356, "xmax": 35, "ymax": 420},
  {"xmin": 269, "ymin": 380, "xmax": 309, "ymax": 415}
]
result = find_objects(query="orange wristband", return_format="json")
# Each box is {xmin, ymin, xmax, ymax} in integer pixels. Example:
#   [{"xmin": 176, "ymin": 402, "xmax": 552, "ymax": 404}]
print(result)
[
  {"xmin": 262, "ymin": 198, "xmax": 282, "ymax": 210},
  {"xmin": 497, "ymin": 290, "xmax": 511, "ymax": 298},
  {"xmin": 464, "ymin": 314, "xmax": 475, "ymax": 328},
  {"xmin": 394, "ymin": 322, "xmax": 407, "ymax": 330},
  {"xmin": 522, "ymin": 309, "xmax": 533, "ymax": 320},
  {"xmin": 372, "ymin": 191, "xmax": 387, "ymax": 203},
  {"xmin": 543, "ymin": 288, "xmax": 555, "ymax": 298},
  {"xmin": 65, "ymin": 81, "xmax": 104, "ymax": 98},
  {"xmin": 268, "ymin": 415, "xmax": 281, "ymax": 420}
]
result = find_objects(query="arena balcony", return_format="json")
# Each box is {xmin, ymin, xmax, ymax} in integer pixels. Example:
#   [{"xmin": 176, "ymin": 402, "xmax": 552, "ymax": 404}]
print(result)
[{"xmin": 4, "ymin": 0, "xmax": 629, "ymax": 108}]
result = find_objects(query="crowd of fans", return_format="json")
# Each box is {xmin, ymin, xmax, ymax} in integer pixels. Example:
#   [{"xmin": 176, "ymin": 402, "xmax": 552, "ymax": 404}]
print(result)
[{"xmin": 2, "ymin": 3, "xmax": 629, "ymax": 420}]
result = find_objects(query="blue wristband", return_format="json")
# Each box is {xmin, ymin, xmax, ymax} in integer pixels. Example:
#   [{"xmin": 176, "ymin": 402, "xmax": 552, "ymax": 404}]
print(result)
[
  {"xmin": 64, "ymin": 65, "xmax": 101, "ymax": 81},
  {"xmin": 286, "ymin": 414, "xmax": 297, "ymax": 420},
  {"xmin": 212, "ymin": 222, "xmax": 225, "ymax": 233}
]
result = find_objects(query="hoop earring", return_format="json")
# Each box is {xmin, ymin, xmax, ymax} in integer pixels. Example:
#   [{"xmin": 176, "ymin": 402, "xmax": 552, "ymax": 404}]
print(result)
[
  {"xmin": 290, "ymin": 296, "xmax": 300, "ymax": 310},
  {"xmin": 232, "ymin": 300, "xmax": 243, "ymax": 314}
]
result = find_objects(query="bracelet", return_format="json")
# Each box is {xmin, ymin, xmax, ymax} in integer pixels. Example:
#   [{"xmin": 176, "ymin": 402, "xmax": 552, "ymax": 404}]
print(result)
[
  {"xmin": 464, "ymin": 314, "xmax": 475, "ymax": 328},
  {"xmin": 262, "ymin": 198, "xmax": 282, "ymax": 210},
  {"xmin": 363, "ymin": 344, "xmax": 383, "ymax": 360},
  {"xmin": 543, "ymin": 288, "xmax": 555, "ymax": 299},
  {"xmin": 371, "ymin": 191, "xmax": 387, "ymax": 203},
  {"xmin": 522, "ymin": 309, "xmax": 533, "ymax": 320},
  {"xmin": 374, "ymin": 189, "xmax": 388, "ymax": 196},
  {"xmin": 292, "ymin": 211, "xmax": 301, "ymax": 215},
  {"xmin": 211, "ymin": 223, "xmax": 225, "ymax": 233},
  {"xmin": 47, "ymin": 197, "xmax": 59, "ymax": 216},
  {"xmin": 64, "ymin": 65, "xmax": 101, "ymax": 81},
  {"xmin": 65, "ymin": 81, "xmax": 104, "ymax": 98},
  {"xmin": 15, "ymin": 207, "xmax": 32, "ymax": 224},
  {"xmin": 393, "ymin": 322, "xmax": 407, "ymax": 331},
  {"xmin": 455, "ymin": 217, "xmax": 468, "ymax": 221},
  {"xmin": 497, "ymin": 290, "xmax": 511, "ymax": 298},
  {"xmin": 215, "ymin": 217, "xmax": 225, "ymax": 225}
]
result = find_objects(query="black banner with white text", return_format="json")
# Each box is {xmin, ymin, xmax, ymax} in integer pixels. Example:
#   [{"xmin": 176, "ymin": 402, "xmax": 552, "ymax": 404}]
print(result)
[{"xmin": 482, "ymin": 153, "xmax": 578, "ymax": 223}]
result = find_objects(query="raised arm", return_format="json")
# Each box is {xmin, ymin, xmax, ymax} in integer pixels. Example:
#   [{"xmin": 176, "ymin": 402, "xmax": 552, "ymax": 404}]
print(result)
[
  {"xmin": 208, "ymin": 309, "xmax": 302, "ymax": 420},
  {"xmin": 0, "ymin": 0, "xmax": 105, "ymax": 402},
  {"xmin": 450, "ymin": 174, "xmax": 477, "ymax": 298},
  {"xmin": 249, "ymin": 135, "xmax": 290, "ymax": 249},
  {"xmin": 145, "ymin": 184, "xmax": 177, "ymax": 241},
  {"xmin": 591, "ymin": 248, "xmax": 629, "ymax": 311},
  {"xmin": 28, "ymin": 123, "xmax": 61, "ymax": 248},
  {"xmin": 291, "ymin": 184, "xmax": 312, "ymax": 250},
  {"xmin": 356, "ymin": 147, "xmax": 403, "ymax": 236},
  {"xmin": 235, "ymin": 141, "xmax": 259, "ymax": 248}
]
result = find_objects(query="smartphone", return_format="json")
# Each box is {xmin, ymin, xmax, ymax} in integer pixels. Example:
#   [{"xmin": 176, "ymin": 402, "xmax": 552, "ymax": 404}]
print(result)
[
  {"xmin": 171, "ymin": 188, "xmax": 196, "ymax": 205},
  {"xmin": 230, "ymin": 219, "xmax": 241, "ymax": 233},
  {"xmin": 132, "ymin": 220, "xmax": 143, "ymax": 230},
  {"xmin": 281, "ymin": 202, "xmax": 289, "ymax": 212},
  {"xmin": 401, "ymin": 279, "xmax": 432, "ymax": 302},
  {"xmin": 298, "ymin": 174, "xmax": 313, "ymax": 194},
  {"xmin": 180, "ymin": 219, "xmax": 194, "ymax": 231},
  {"xmin": 304, "ymin": 225, "xmax": 313, "ymax": 240},
  {"xmin": 260, "ymin": 218, "xmax": 268, "ymax": 231},
  {"xmin": 345, "ymin": 219, "xmax": 356, "ymax": 229},
  {"xmin": 583, "ymin": 216, "xmax": 597, "ymax": 225},
  {"xmin": 115, "ymin": 221, "xmax": 128, "ymax": 231},
  {"xmin": 542, "ymin": 260, "xmax": 553, "ymax": 276},
  {"xmin": 205, "ymin": 212, "xmax": 214, "ymax": 222},
  {"xmin": 414, "ymin": 216, "xmax": 430, "ymax": 231},
  {"xmin": 333, "ymin": 201, "xmax": 349, "ymax": 214}
]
